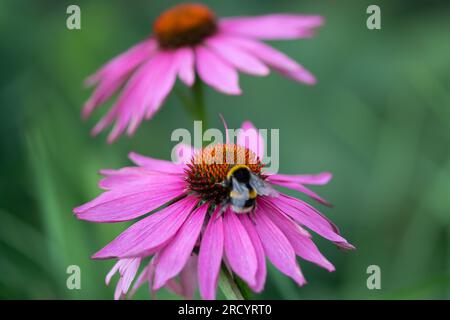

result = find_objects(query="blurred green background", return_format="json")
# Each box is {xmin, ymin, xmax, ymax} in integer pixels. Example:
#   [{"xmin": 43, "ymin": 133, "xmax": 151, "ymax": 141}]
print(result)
[{"xmin": 1, "ymin": 0, "xmax": 450, "ymax": 299}]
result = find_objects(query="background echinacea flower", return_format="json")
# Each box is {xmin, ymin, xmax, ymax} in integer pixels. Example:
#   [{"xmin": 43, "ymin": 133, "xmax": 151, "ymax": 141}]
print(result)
[
  {"xmin": 83, "ymin": 3, "xmax": 324, "ymax": 142},
  {"xmin": 74, "ymin": 121, "xmax": 354, "ymax": 300}
]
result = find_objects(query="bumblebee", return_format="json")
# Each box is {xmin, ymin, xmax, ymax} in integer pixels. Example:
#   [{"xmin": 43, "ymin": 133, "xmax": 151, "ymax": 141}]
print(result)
[{"xmin": 222, "ymin": 164, "xmax": 275, "ymax": 213}]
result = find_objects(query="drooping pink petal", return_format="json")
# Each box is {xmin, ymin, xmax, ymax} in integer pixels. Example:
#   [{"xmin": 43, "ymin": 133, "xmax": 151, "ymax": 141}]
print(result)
[
  {"xmin": 153, "ymin": 204, "xmax": 208, "ymax": 290},
  {"xmin": 119, "ymin": 258, "xmax": 141, "ymax": 294},
  {"xmin": 92, "ymin": 196, "xmax": 199, "ymax": 259},
  {"xmin": 74, "ymin": 177, "xmax": 186, "ymax": 222},
  {"xmin": 175, "ymin": 47, "xmax": 195, "ymax": 86},
  {"xmin": 271, "ymin": 194, "xmax": 355, "ymax": 250},
  {"xmin": 105, "ymin": 260, "xmax": 122, "ymax": 286},
  {"xmin": 128, "ymin": 152, "xmax": 184, "ymax": 174},
  {"xmin": 97, "ymin": 167, "xmax": 184, "ymax": 190},
  {"xmin": 259, "ymin": 198, "xmax": 335, "ymax": 271},
  {"xmin": 268, "ymin": 177, "xmax": 331, "ymax": 206},
  {"xmin": 92, "ymin": 42, "xmax": 161, "ymax": 136},
  {"xmin": 237, "ymin": 121, "xmax": 264, "ymax": 160},
  {"xmin": 269, "ymin": 172, "xmax": 332, "ymax": 185},
  {"xmin": 198, "ymin": 208, "xmax": 224, "ymax": 300},
  {"xmin": 172, "ymin": 143, "xmax": 198, "ymax": 165},
  {"xmin": 165, "ymin": 279, "xmax": 184, "ymax": 296},
  {"xmin": 179, "ymin": 255, "xmax": 198, "ymax": 299},
  {"xmin": 106, "ymin": 258, "xmax": 141, "ymax": 300},
  {"xmin": 129, "ymin": 264, "xmax": 150, "ymax": 297},
  {"xmin": 114, "ymin": 278, "xmax": 125, "ymax": 300},
  {"xmin": 195, "ymin": 46, "xmax": 241, "ymax": 95},
  {"xmin": 90, "ymin": 53, "xmax": 161, "ymax": 139},
  {"xmin": 162, "ymin": 255, "xmax": 198, "ymax": 299},
  {"xmin": 205, "ymin": 35, "xmax": 269, "ymax": 76},
  {"xmin": 127, "ymin": 51, "xmax": 179, "ymax": 136},
  {"xmin": 83, "ymin": 39, "xmax": 157, "ymax": 118},
  {"xmin": 142, "ymin": 52, "xmax": 180, "ymax": 120},
  {"xmin": 253, "ymin": 208, "xmax": 306, "ymax": 286},
  {"xmin": 239, "ymin": 215, "xmax": 267, "ymax": 292},
  {"xmin": 94, "ymin": 51, "xmax": 178, "ymax": 143},
  {"xmin": 223, "ymin": 209, "xmax": 258, "ymax": 287},
  {"xmin": 218, "ymin": 35, "xmax": 316, "ymax": 85},
  {"xmin": 219, "ymin": 15, "xmax": 324, "ymax": 40}
]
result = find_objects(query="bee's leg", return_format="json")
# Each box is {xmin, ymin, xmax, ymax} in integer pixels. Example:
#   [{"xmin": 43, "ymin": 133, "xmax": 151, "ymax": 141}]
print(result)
[
  {"xmin": 214, "ymin": 199, "xmax": 229, "ymax": 218},
  {"xmin": 247, "ymin": 204, "xmax": 257, "ymax": 222}
]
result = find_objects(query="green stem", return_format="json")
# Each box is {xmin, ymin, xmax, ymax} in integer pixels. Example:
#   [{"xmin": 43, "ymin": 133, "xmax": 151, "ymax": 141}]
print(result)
[
  {"xmin": 192, "ymin": 79, "xmax": 208, "ymax": 130},
  {"xmin": 176, "ymin": 79, "xmax": 208, "ymax": 131},
  {"xmin": 218, "ymin": 266, "xmax": 245, "ymax": 300}
]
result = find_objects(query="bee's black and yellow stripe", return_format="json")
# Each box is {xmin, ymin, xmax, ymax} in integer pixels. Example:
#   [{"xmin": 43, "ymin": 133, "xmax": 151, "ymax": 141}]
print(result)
[
  {"xmin": 228, "ymin": 165, "xmax": 257, "ymax": 213},
  {"xmin": 226, "ymin": 164, "xmax": 251, "ymax": 180}
]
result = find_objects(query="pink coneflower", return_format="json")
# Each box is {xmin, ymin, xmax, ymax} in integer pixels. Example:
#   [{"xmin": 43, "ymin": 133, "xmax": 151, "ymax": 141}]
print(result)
[
  {"xmin": 74, "ymin": 121, "xmax": 354, "ymax": 300},
  {"xmin": 83, "ymin": 3, "xmax": 323, "ymax": 142}
]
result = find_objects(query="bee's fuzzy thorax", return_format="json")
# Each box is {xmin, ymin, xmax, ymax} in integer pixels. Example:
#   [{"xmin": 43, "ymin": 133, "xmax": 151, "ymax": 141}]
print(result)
[{"xmin": 185, "ymin": 144, "xmax": 264, "ymax": 203}]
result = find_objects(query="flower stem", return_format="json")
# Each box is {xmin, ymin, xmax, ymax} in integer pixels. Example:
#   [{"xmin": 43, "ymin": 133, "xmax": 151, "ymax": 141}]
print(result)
[
  {"xmin": 218, "ymin": 266, "xmax": 245, "ymax": 300},
  {"xmin": 176, "ymin": 79, "xmax": 208, "ymax": 131},
  {"xmin": 192, "ymin": 78, "xmax": 208, "ymax": 130}
]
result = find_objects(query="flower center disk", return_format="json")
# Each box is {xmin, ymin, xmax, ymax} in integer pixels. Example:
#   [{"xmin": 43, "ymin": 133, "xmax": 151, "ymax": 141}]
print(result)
[
  {"xmin": 153, "ymin": 3, "xmax": 217, "ymax": 49},
  {"xmin": 185, "ymin": 144, "xmax": 265, "ymax": 204}
]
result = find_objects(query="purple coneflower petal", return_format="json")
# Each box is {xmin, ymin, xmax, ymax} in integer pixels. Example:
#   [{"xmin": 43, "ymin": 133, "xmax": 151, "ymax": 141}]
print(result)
[
  {"xmin": 260, "ymin": 199, "xmax": 335, "ymax": 271},
  {"xmin": 106, "ymin": 260, "xmax": 122, "ymax": 286},
  {"xmin": 106, "ymin": 257, "xmax": 141, "ymax": 300},
  {"xmin": 90, "ymin": 53, "xmax": 161, "ymax": 139},
  {"xmin": 129, "ymin": 263, "xmax": 150, "ymax": 297},
  {"xmin": 74, "ymin": 177, "xmax": 186, "ymax": 223},
  {"xmin": 83, "ymin": 39, "xmax": 157, "ymax": 118},
  {"xmin": 179, "ymin": 255, "xmax": 198, "ymax": 299},
  {"xmin": 223, "ymin": 209, "xmax": 258, "ymax": 287},
  {"xmin": 165, "ymin": 278, "xmax": 184, "ymax": 296},
  {"xmin": 92, "ymin": 196, "xmax": 199, "ymax": 259},
  {"xmin": 272, "ymin": 194, "xmax": 355, "ymax": 250},
  {"xmin": 254, "ymin": 208, "xmax": 306, "ymax": 286},
  {"xmin": 219, "ymin": 15, "xmax": 324, "ymax": 40},
  {"xmin": 175, "ymin": 47, "xmax": 195, "ymax": 86},
  {"xmin": 220, "ymin": 35, "xmax": 316, "ymax": 85},
  {"xmin": 239, "ymin": 215, "xmax": 267, "ymax": 292},
  {"xmin": 153, "ymin": 204, "xmax": 208, "ymax": 290},
  {"xmin": 120, "ymin": 258, "xmax": 141, "ymax": 294},
  {"xmin": 114, "ymin": 278, "xmax": 125, "ymax": 300},
  {"xmin": 127, "ymin": 51, "xmax": 179, "ymax": 136},
  {"xmin": 173, "ymin": 143, "xmax": 198, "ymax": 165},
  {"xmin": 94, "ymin": 51, "xmax": 178, "ymax": 142},
  {"xmin": 198, "ymin": 208, "xmax": 224, "ymax": 300},
  {"xmin": 268, "ymin": 176, "xmax": 331, "ymax": 206},
  {"xmin": 97, "ymin": 168, "xmax": 184, "ymax": 190},
  {"xmin": 143, "ymin": 52, "xmax": 180, "ymax": 120},
  {"xmin": 205, "ymin": 35, "xmax": 269, "ymax": 76},
  {"xmin": 159, "ymin": 254, "xmax": 198, "ymax": 299},
  {"xmin": 195, "ymin": 46, "xmax": 242, "ymax": 95},
  {"xmin": 237, "ymin": 121, "xmax": 265, "ymax": 160},
  {"xmin": 128, "ymin": 152, "xmax": 185, "ymax": 174},
  {"xmin": 270, "ymin": 172, "xmax": 332, "ymax": 185}
]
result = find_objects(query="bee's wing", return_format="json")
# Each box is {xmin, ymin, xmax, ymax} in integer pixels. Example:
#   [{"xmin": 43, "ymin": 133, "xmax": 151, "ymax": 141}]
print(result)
[
  {"xmin": 230, "ymin": 177, "xmax": 251, "ymax": 209},
  {"xmin": 250, "ymin": 173, "xmax": 278, "ymax": 197},
  {"xmin": 231, "ymin": 177, "xmax": 250, "ymax": 199}
]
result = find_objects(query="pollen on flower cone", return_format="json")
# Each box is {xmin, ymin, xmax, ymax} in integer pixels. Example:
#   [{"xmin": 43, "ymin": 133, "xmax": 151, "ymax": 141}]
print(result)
[
  {"xmin": 153, "ymin": 3, "xmax": 217, "ymax": 49},
  {"xmin": 185, "ymin": 144, "xmax": 264, "ymax": 203}
]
